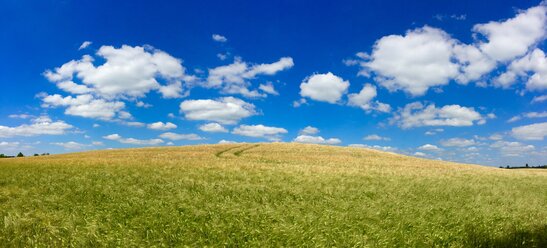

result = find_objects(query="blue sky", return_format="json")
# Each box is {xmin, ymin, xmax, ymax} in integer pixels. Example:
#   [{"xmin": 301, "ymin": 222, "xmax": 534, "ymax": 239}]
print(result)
[{"xmin": 1, "ymin": 0, "xmax": 546, "ymax": 166}]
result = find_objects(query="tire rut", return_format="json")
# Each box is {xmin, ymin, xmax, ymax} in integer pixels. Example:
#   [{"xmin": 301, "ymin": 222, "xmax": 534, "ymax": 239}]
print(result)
[{"xmin": 215, "ymin": 145, "xmax": 244, "ymax": 158}]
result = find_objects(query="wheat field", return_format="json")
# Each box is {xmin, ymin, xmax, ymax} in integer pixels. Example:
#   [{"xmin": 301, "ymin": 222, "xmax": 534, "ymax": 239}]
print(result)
[{"xmin": 0, "ymin": 143, "xmax": 546, "ymax": 247}]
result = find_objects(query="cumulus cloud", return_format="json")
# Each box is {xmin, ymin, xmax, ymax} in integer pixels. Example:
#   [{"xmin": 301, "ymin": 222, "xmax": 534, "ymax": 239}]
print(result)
[
  {"xmin": 299, "ymin": 126, "xmax": 319, "ymax": 135},
  {"xmin": 352, "ymin": 3, "xmax": 547, "ymax": 95},
  {"xmin": 391, "ymin": 102, "xmax": 485, "ymax": 128},
  {"xmin": 424, "ymin": 128, "xmax": 444, "ymax": 135},
  {"xmin": 147, "ymin": 122, "xmax": 177, "ymax": 130},
  {"xmin": 491, "ymin": 141, "xmax": 535, "ymax": 157},
  {"xmin": 212, "ymin": 34, "xmax": 227, "ymax": 42},
  {"xmin": 418, "ymin": 144, "xmax": 442, "ymax": 151},
  {"xmin": 348, "ymin": 144, "xmax": 398, "ymax": 152},
  {"xmin": 0, "ymin": 141, "xmax": 22, "ymax": 151},
  {"xmin": 363, "ymin": 134, "xmax": 390, "ymax": 141},
  {"xmin": 300, "ymin": 72, "xmax": 349, "ymax": 103},
  {"xmin": 440, "ymin": 138, "xmax": 476, "ymax": 147},
  {"xmin": 0, "ymin": 116, "xmax": 73, "ymax": 138},
  {"xmin": 495, "ymin": 49, "xmax": 547, "ymax": 90},
  {"xmin": 8, "ymin": 114, "xmax": 33, "ymax": 119},
  {"xmin": 347, "ymin": 84, "xmax": 391, "ymax": 113},
  {"xmin": 414, "ymin": 152, "xmax": 427, "ymax": 157},
  {"xmin": 232, "ymin": 124, "xmax": 288, "ymax": 141},
  {"xmin": 41, "ymin": 94, "xmax": 126, "ymax": 120},
  {"xmin": 103, "ymin": 134, "xmax": 164, "ymax": 145},
  {"xmin": 205, "ymin": 57, "xmax": 293, "ymax": 98},
  {"xmin": 362, "ymin": 27, "xmax": 459, "ymax": 96},
  {"xmin": 507, "ymin": 111, "xmax": 547, "ymax": 123},
  {"xmin": 44, "ymin": 44, "xmax": 193, "ymax": 99},
  {"xmin": 473, "ymin": 5, "xmax": 546, "ymax": 62},
  {"xmin": 199, "ymin": 122, "xmax": 228, "ymax": 133},
  {"xmin": 511, "ymin": 122, "xmax": 547, "ymax": 140},
  {"xmin": 259, "ymin": 82, "xmax": 279, "ymax": 95},
  {"xmin": 158, "ymin": 132, "xmax": 204, "ymax": 141},
  {"xmin": 52, "ymin": 141, "xmax": 88, "ymax": 150},
  {"xmin": 179, "ymin": 97, "xmax": 256, "ymax": 124},
  {"xmin": 293, "ymin": 135, "xmax": 341, "ymax": 145}
]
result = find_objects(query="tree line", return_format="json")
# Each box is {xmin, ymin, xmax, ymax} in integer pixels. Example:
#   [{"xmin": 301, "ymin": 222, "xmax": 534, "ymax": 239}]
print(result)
[{"xmin": 0, "ymin": 152, "xmax": 50, "ymax": 158}]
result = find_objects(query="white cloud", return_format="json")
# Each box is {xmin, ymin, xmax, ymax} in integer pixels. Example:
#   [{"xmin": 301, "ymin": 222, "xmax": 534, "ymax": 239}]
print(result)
[
  {"xmin": 424, "ymin": 128, "xmax": 444, "ymax": 135},
  {"xmin": 418, "ymin": 144, "xmax": 442, "ymax": 151},
  {"xmin": 473, "ymin": 5, "xmax": 546, "ymax": 62},
  {"xmin": 391, "ymin": 102, "xmax": 485, "ymax": 128},
  {"xmin": 299, "ymin": 126, "xmax": 319, "ymax": 135},
  {"xmin": 363, "ymin": 27, "xmax": 459, "ymax": 96},
  {"xmin": 103, "ymin": 133, "xmax": 164, "ymax": 145},
  {"xmin": 78, "ymin": 41, "xmax": 92, "ymax": 50},
  {"xmin": 217, "ymin": 53, "xmax": 228, "ymax": 60},
  {"xmin": 363, "ymin": 134, "xmax": 390, "ymax": 141},
  {"xmin": 121, "ymin": 121, "xmax": 145, "ymax": 127},
  {"xmin": 44, "ymin": 44, "xmax": 192, "ymax": 99},
  {"xmin": 353, "ymin": 3, "xmax": 547, "ymax": 94},
  {"xmin": 511, "ymin": 122, "xmax": 547, "ymax": 140},
  {"xmin": 440, "ymin": 138, "xmax": 476, "ymax": 147},
  {"xmin": 179, "ymin": 97, "xmax": 256, "ymax": 124},
  {"xmin": 199, "ymin": 122, "xmax": 228, "ymax": 133},
  {"xmin": 41, "ymin": 94, "xmax": 126, "ymax": 120},
  {"xmin": 508, "ymin": 111, "xmax": 547, "ymax": 123},
  {"xmin": 532, "ymin": 94, "xmax": 547, "ymax": 103},
  {"xmin": 293, "ymin": 135, "xmax": 341, "ymax": 145},
  {"xmin": 489, "ymin": 134, "xmax": 503, "ymax": 140},
  {"xmin": 414, "ymin": 152, "xmax": 427, "ymax": 157},
  {"xmin": 348, "ymin": 144, "xmax": 397, "ymax": 152},
  {"xmin": 136, "ymin": 101, "xmax": 152, "ymax": 108},
  {"xmin": 8, "ymin": 114, "xmax": 33, "ymax": 119},
  {"xmin": 491, "ymin": 141, "xmax": 535, "ymax": 157},
  {"xmin": 347, "ymin": 84, "xmax": 391, "ymax": 113},
  {"xmin": 0, "ymin": 141, "xmax": 21, "ymax": 151},
  {"xmin": 0, "ymin": 116, "xmax": 73, "ymax": 138},
  {"xmin": 147, "ymin": 122, "xmax": 177, "ymax": 130},
  {"xmin": 158, "ymin": 81, "xmax": 187, "ymax": 99},
  {"xmin": 158, "ymin": 132, "xmax": 204, "ymax": 141},
  {"xmin": 206, "ymin": 57, "xmax": 293, "ymax": 98},
  {"xmin": 232, "ymin": 124, "xmax": 288, "ymax": 141},
  {"xmin": 218, "ymin": 140, "xmax": 238, "ymax": 144},
  {"xmin": 495, "ymin": 49, "xmax": 547, "ymax": 90},
  {"xmin": 292, "ymin": 98, "xmax": 307, "ymax": 108},
  {"xmin": 92, "ymin": 141, "xmax": 104, "ymax": 146},
  {"xmin": 300, "ymin": 72, "xmax": 349, "ymax": 103},
  {"xmin": 52, "ymin": 141, "xmax": 88, "ymax": 150},
  {"xmin": 212, "ymin": 34, "xmax": 227, "ymax": 42},
  {"xmin": 259, "ymin": 82, "xmax": 279, "ymax": 95}
]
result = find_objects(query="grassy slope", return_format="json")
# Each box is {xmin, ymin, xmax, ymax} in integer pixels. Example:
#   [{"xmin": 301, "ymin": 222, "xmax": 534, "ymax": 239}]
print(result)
[{"xmin": 0, "ymin": 143, "xmax": 546, "ymax": 247}]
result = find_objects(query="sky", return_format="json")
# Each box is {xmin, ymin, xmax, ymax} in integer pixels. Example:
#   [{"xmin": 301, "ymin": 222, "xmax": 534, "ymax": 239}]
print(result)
[{"xmin": 1, "ymin": 0, "xmax": 546, "ymax": 166}]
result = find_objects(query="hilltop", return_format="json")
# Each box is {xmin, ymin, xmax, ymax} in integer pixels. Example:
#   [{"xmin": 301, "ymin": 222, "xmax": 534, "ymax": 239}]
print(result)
[{"xmin": 0, "ymin": 143, "xmax": 546, "ymax": 247}]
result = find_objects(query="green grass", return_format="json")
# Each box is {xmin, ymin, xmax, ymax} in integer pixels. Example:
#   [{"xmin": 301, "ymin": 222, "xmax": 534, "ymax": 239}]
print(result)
[{"xmin": 0, "ymin": 143, "xmax": 546, "ymax": 247}]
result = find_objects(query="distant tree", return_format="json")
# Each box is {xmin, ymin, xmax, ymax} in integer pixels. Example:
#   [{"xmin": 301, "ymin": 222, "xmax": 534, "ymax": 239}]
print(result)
[
  {"xmin": 506, "ymin": 165, "xmax": 510, "ymax": 169},
  {"xmin": 34, "ymin": 153, "xmax": 39, "ymax": 156},
  {"xmin": 0, "ymin": 154, "xmax": 5, "ymax": 158},
  {"xmin": 525, "ymin": 163, "xmax": 529, "ymax": 168},
  {"xmin": 16, "ymin": 152, "xmax": 24, "ymax": 157}
]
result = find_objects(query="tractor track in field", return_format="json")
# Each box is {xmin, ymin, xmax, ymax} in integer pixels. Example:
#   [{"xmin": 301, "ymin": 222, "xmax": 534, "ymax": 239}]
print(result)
[
  {"xmin": 234, "ymin": 144, "xmax": 260, "ymax": 156},
  {"xmin": 215, "ymin": 145, "xmax": 244, "ymax": 157},
  {"xmin": 215, "ymin": 144, "xmax": 260, "ymax": 158}
]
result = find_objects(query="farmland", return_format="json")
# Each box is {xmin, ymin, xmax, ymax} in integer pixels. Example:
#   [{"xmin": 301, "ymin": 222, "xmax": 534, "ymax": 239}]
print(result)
[{"xmin": 0, "ymin": 143, "xmax": 546, "ymax": 247}]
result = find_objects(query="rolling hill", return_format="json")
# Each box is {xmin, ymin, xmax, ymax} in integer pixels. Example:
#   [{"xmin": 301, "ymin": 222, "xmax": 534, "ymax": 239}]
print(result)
[{"xmin": 0, "ymin": 143, "xmax": 546, "ymax": 247}]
